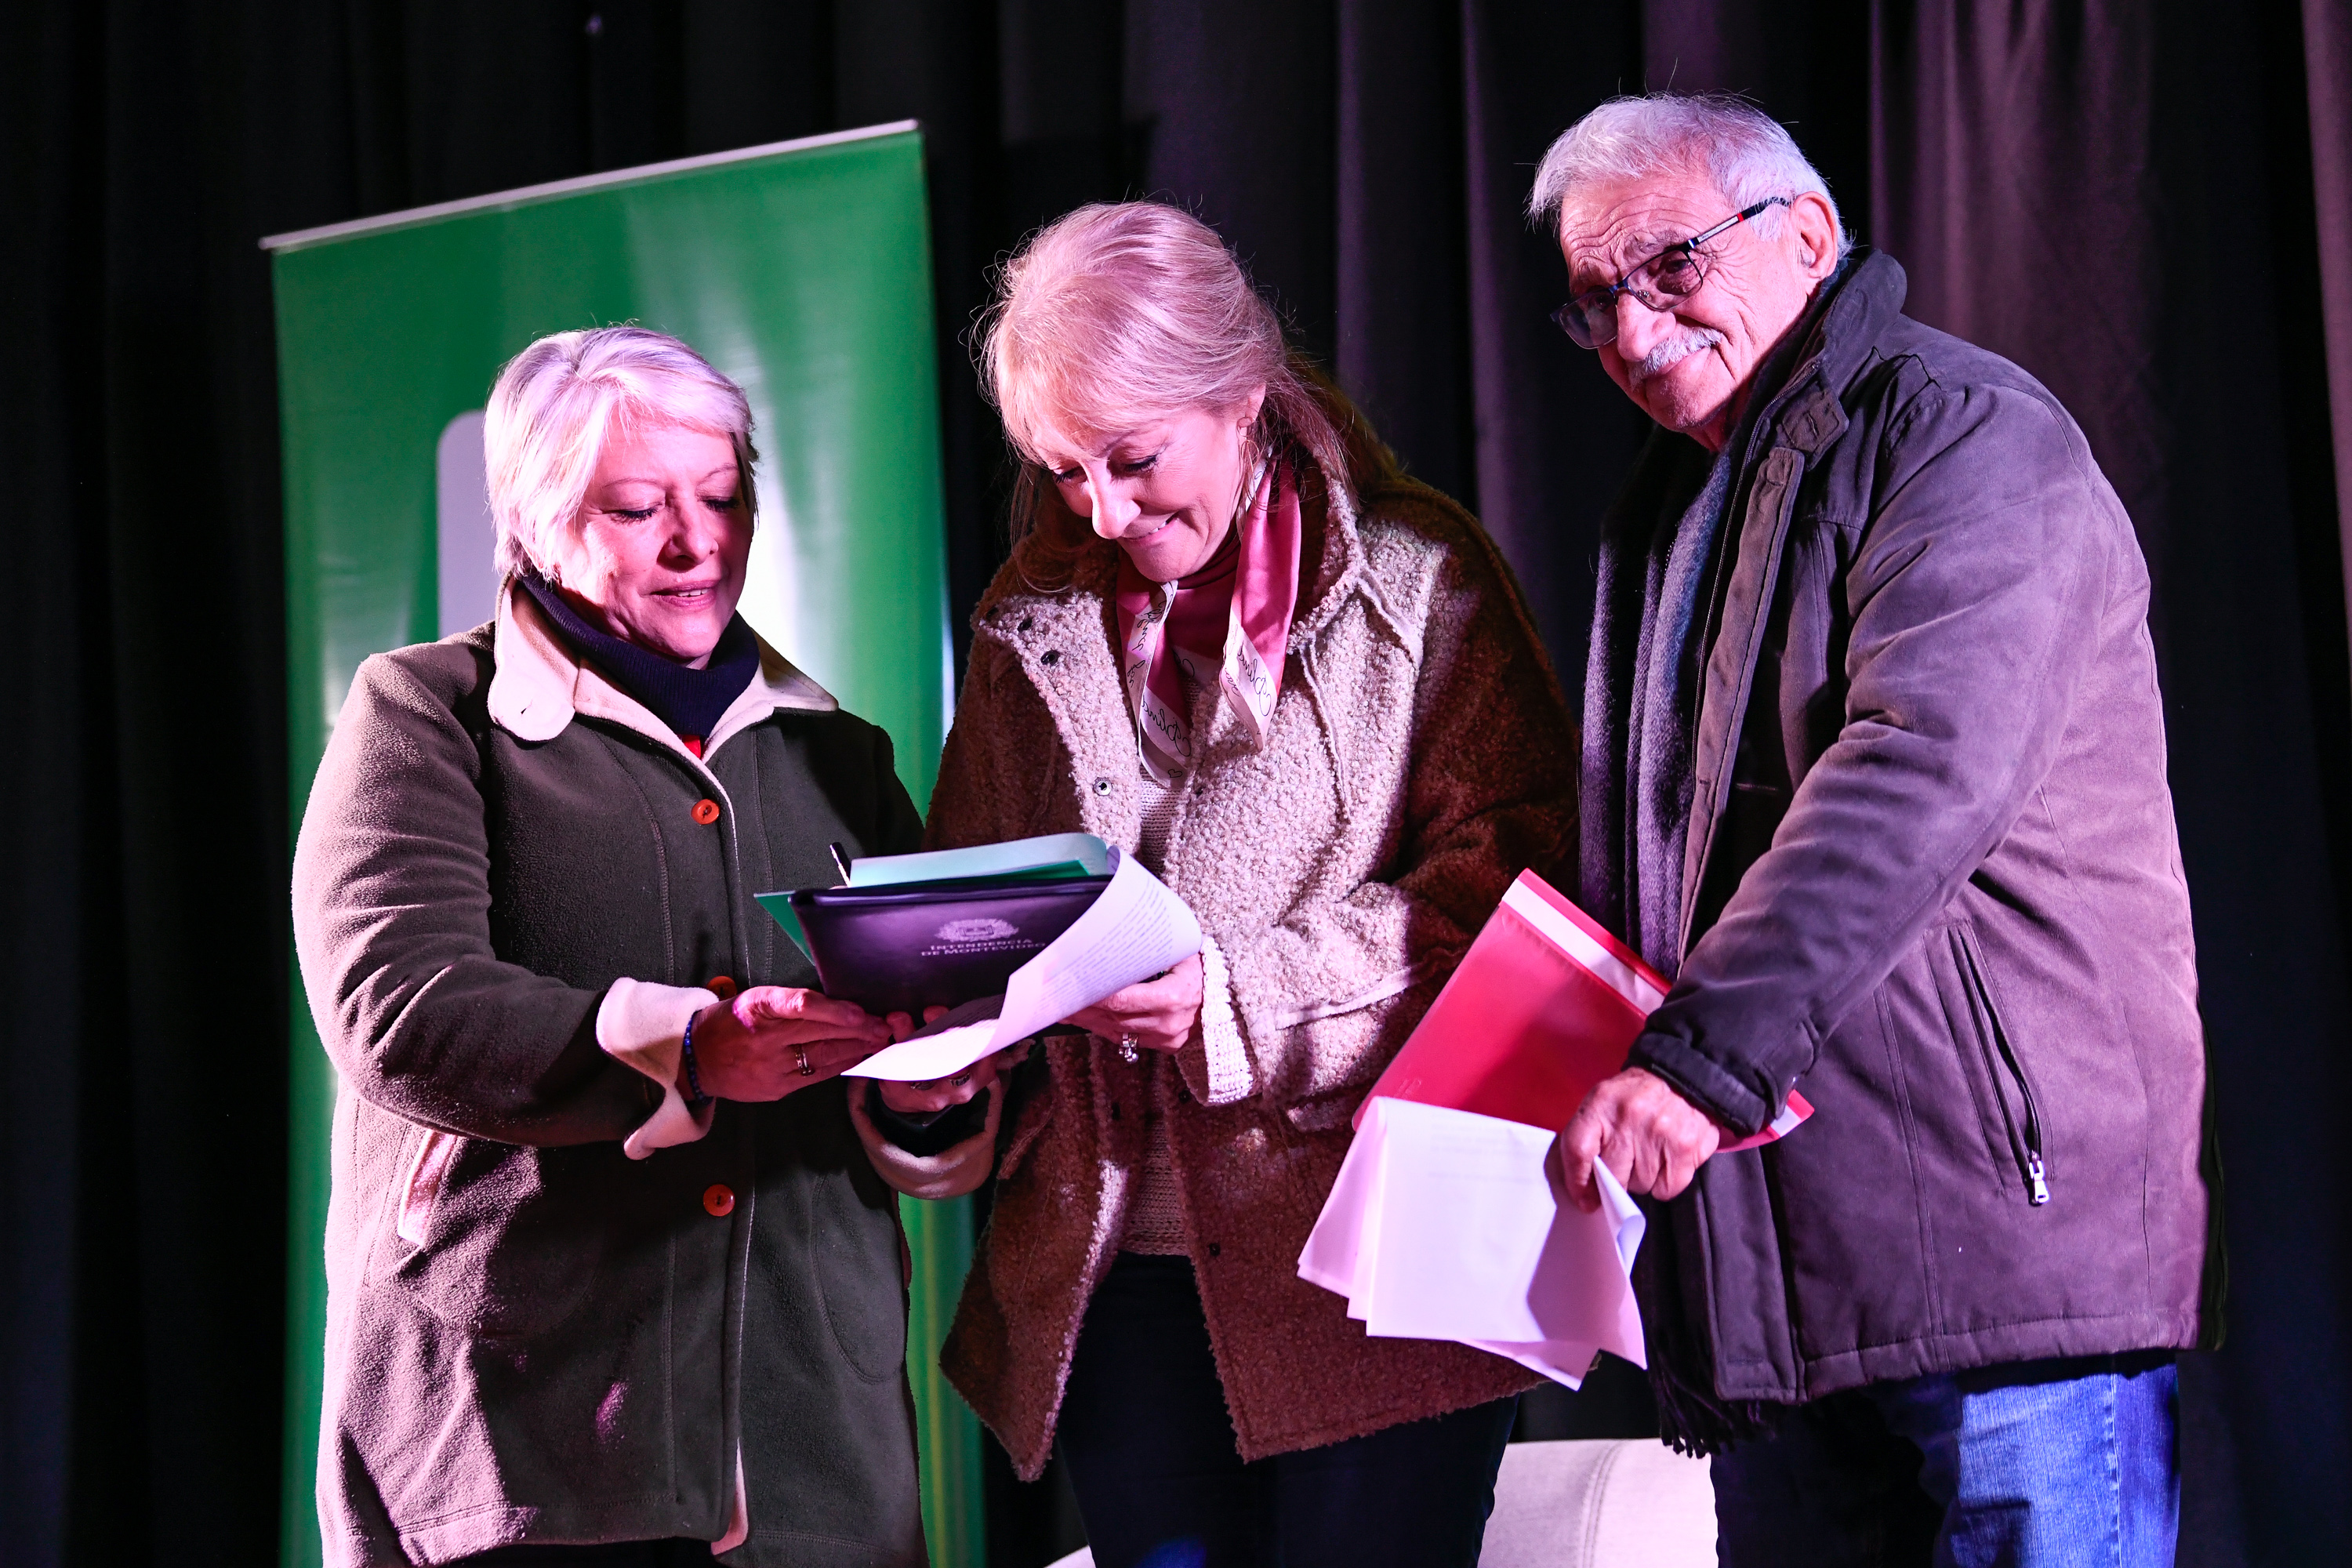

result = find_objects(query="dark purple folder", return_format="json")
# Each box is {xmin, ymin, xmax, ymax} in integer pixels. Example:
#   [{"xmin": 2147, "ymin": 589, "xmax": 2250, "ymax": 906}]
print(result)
[{"xmin": 779, "ymin": 875, "xmax": 1112, "ymax": 1017}]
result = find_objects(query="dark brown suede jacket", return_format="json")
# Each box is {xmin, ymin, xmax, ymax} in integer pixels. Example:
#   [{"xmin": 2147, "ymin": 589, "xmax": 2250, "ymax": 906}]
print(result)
[{"xmin": 1602, "ymin": 252, "xmax": 2214, "ymax": 1438}]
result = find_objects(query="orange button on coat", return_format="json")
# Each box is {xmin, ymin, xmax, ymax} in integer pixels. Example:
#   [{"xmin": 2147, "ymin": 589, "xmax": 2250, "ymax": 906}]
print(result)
[
  {"xmin": 702, "ymin": 1184, "xmax": 735, "ymax": 1218},
  {"xmin": 691, "ymin": 798, "xmax": 721, "ymax": 825},
  {"xmin": 706, "ymin": 975, "xmax": 737, "ymax": 1000}
]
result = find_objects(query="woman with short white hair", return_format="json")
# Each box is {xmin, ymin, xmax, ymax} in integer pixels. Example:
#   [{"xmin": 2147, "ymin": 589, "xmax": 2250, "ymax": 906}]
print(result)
[
  {"xmin": 294, "ymin": 325, "xmax": 927, "ymax": 1566},
  {"xmin": 855, "ymin": 203, "xmax": 1578, "ymax": 1567}
]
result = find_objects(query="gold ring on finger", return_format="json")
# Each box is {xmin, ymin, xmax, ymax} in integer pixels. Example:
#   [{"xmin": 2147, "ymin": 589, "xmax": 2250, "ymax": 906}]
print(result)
[{"xmin": 795, "ymin": 1047, "xmax": 814, "ymax": 1076}]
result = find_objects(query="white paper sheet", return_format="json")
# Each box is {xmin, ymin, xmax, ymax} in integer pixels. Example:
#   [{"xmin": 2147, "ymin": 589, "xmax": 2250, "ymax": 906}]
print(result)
[
  {"xmin": 844, "ymin": 850, "xmax": 1204, "ymax": 1081},
  {"xmin": 1298, "ymin": 1097, "xmax": 1647, "ymax": 1388}
]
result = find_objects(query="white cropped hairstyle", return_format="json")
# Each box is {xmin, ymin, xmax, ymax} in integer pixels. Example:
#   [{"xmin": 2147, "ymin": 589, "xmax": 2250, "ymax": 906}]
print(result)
[
  {"xmin": 483, "ymin": 325, "xmax": 759, "ymax": 581},
  {"xmin": 1528, "ymin": 94, "xmax": 1849, "ymax": 260}
]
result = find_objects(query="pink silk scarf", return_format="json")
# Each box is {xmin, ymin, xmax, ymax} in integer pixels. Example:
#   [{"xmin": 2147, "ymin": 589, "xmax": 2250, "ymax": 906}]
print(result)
[{"xmin": 1112, "ymin": 462, "xmax": 1303, "ymax": 784}]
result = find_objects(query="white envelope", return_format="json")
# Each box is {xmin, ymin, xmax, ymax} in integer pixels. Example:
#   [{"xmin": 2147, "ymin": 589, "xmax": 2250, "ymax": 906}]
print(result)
[{"xmin": 1299, "ymin": 1096, "xmax": 1646, "ymax": 1389}]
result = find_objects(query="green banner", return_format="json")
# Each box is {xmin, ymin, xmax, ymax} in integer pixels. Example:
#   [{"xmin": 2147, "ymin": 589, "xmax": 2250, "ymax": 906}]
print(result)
[{"xmin": 267, "ymin": 123, "xmax": 980, "ymax": 1568}]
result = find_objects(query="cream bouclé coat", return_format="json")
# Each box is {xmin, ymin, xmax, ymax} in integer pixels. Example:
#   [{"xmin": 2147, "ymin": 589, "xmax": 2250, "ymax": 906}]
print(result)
[{"xmin": 858, "ymin": 455, "xmax": 1580, "ymax": 1479}]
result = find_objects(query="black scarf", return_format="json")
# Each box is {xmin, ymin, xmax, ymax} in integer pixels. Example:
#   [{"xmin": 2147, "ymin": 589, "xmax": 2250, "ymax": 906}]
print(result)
[
  {"xmin": 517, "ymin": 574, "xmax": 761, "ymax": 744},
  {"xmin": 1577, "ymin": 260, "xmax": 1855, "ymax": 1454},
  {"xmin": 1580, "ymin": 435, "xmax": 1737, "ymax": 982},
  {"xmin": 1579, "ymin": 261, "xmax": 1853, "ymax": 980}
]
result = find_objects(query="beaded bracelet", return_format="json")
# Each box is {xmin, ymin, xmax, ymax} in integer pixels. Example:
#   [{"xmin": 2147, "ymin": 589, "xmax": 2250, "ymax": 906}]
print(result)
[{"xmin": 681, "ymin": 1007, "xmax": 713, "ymax": 1107}]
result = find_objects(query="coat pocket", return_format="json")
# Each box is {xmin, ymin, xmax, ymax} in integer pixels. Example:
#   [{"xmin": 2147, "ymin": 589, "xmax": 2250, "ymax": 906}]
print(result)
[
  {"xmin": 1929, "ymin": 924, "xmax": 2051, "ymax": 1207},
  {"xmin": 374, "ymin": 1139, "xmax": 612, "ymax": 1341},
  {"xmin": 395, "ymin": 1129, "xmax": 461, "ymax": 1245},
  {"xmin": 996, "ymin": 1047, "xmax": 1064, "ymax": 1183},
  {"xmin": 811, "ymin": 1163, "xmax": 912, "ymax": 1385},
  {"xmin": 998, "ymin": 1088, "xmax": 1054, "ymax": 1184}
]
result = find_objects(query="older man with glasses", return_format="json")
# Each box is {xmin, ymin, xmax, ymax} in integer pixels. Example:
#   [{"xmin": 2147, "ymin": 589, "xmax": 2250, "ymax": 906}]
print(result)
[{"xmin": 1532, "ymin": 94, "xmax": 2215, "ymax": 1566}]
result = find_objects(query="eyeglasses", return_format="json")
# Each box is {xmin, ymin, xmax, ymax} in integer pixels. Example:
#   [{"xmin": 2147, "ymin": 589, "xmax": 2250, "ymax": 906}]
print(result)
[{"xmin": 1551, "ymin": 197, "xmax": 1791, "ymax": 350}]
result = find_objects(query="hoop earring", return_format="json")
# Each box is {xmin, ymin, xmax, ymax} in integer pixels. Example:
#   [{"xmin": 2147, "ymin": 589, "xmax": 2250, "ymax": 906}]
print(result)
[{"xmin": 1230, "ymin": 423, "xmax": 1270, "ymax": 534}]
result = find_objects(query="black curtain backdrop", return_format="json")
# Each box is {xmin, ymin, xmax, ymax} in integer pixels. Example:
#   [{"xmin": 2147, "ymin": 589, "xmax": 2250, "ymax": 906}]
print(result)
[{"xmin": 4, "ymin": 3, "xmax": 2344, "ymax": 1566}]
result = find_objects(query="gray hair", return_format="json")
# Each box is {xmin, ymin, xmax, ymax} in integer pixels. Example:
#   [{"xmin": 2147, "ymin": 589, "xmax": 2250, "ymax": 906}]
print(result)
[
  {"xmin": 483, "ymin": 325, "xmax": 758, "ymax": 581},
  {"xmin": 1527, "ymin": 93, "xmax": 1849, "ymax": 259}
]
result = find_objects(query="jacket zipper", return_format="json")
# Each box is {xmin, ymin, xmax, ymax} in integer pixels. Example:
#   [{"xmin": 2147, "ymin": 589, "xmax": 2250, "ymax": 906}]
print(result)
[{"xmin": 1957, "ymin": 936, "xmax": 2049, "ymax": 1205}]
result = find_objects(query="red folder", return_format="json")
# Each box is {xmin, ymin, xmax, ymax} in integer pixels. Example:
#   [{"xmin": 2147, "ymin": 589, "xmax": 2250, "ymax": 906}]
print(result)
[{"xmin": 1357, "ymin": 870, "xmax": 1809, "ymax": 1147}]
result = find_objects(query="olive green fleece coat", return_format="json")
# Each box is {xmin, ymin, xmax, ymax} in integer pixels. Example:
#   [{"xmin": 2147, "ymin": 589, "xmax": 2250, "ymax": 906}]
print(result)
[{"xmin": 292, "ymin": 588, "xmax": 925, "ymax": 1567}]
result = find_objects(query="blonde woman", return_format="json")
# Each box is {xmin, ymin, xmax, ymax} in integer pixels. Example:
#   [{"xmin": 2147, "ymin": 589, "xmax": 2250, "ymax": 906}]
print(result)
[
  {"xmin": 294, "ymin": 327, "xmax": 926, "ymax": 1566},
  {"xmin": 855, "ymin": 204, "xmax": 1577, "ymax": 1566}
]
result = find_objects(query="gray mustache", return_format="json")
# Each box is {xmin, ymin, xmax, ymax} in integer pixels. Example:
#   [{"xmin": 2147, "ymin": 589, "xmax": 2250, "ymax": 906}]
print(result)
[{"xmin": 1629, "ymin": 328, "xmax": 1726, "ymax": 383}]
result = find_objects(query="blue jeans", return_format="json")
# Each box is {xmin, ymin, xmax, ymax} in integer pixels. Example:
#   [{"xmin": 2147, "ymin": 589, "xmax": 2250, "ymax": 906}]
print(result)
[
  {"xmin": 1712, "ymin": 1352, "xmax": 2179, "ymax": 1568},
  {"xmin": 1057, "ymin": 1252, "xmax": 1519, "ymax": 1568}
]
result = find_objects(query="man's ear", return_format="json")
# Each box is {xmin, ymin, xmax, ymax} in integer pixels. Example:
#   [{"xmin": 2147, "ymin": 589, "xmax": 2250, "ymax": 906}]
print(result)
[{"xmin": 1789, "ymin": 191, "xmax": 1841, "ymax": 279}]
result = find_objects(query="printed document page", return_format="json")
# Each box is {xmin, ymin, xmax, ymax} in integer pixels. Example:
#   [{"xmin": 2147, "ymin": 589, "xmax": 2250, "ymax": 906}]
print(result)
[{"xmin": 845, "ymin": 849, "xmax": 1203, "ymax": 1081}]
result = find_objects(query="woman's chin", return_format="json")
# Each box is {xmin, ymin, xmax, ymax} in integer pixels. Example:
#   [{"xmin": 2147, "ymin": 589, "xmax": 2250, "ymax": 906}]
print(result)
[
  {"xmin": 1121, "ymin": 531, "xmax": 1212, "ymax": 584},
  {"xmin": 622, "ymin": 610, "xmax": 728, "ymax": 665}
]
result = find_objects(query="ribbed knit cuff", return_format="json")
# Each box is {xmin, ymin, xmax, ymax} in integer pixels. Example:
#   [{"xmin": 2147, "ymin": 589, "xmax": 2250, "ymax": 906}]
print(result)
[
  {"xmin": 1178, "ymin": 935, "xmax": 1254, "ymax": 1106},
  {"xmin": 862, "ymin": 1083, "xmax": 994, "ymax": 1156},
  {"xmin": 1624, "ymin": 1027, "xmax": 1770, "ymax": 1138},
  {"xmin": 598, "ymin": 978, "xmax": 721, "ymax": 1160}
]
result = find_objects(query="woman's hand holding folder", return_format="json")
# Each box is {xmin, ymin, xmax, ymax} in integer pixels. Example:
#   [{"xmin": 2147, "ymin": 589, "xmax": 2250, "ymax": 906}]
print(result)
[
  {"xmin": 865, "ymin": 944, "xmax": 1207, "ymax": 1116},
  {"xmin": 1062, "ymin": 951, "xmax": 1204, "ymax": 1055},
  {"xmin": 685, "ymin": 985, "xmax": 897, "ymax": 1102},
  {"xmin": 874, "ymin": 1047, "xmax": 1025, "ymax": 1116},
  {"xmin": 875, "ymin": 1005, "xmax": 1033, "ymax": 1116}
]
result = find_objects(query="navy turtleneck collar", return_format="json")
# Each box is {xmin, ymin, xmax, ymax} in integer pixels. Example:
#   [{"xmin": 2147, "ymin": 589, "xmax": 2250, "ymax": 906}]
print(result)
[{"xmin": 517, "ymin": 574, "xmax": 762, "ymax": 745}]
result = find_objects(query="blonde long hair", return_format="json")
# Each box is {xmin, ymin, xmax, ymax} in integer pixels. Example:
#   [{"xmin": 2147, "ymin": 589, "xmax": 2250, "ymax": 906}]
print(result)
[{"xmin": 976, "ymin": 201, "xmax": 1392, "ymax": 577}]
